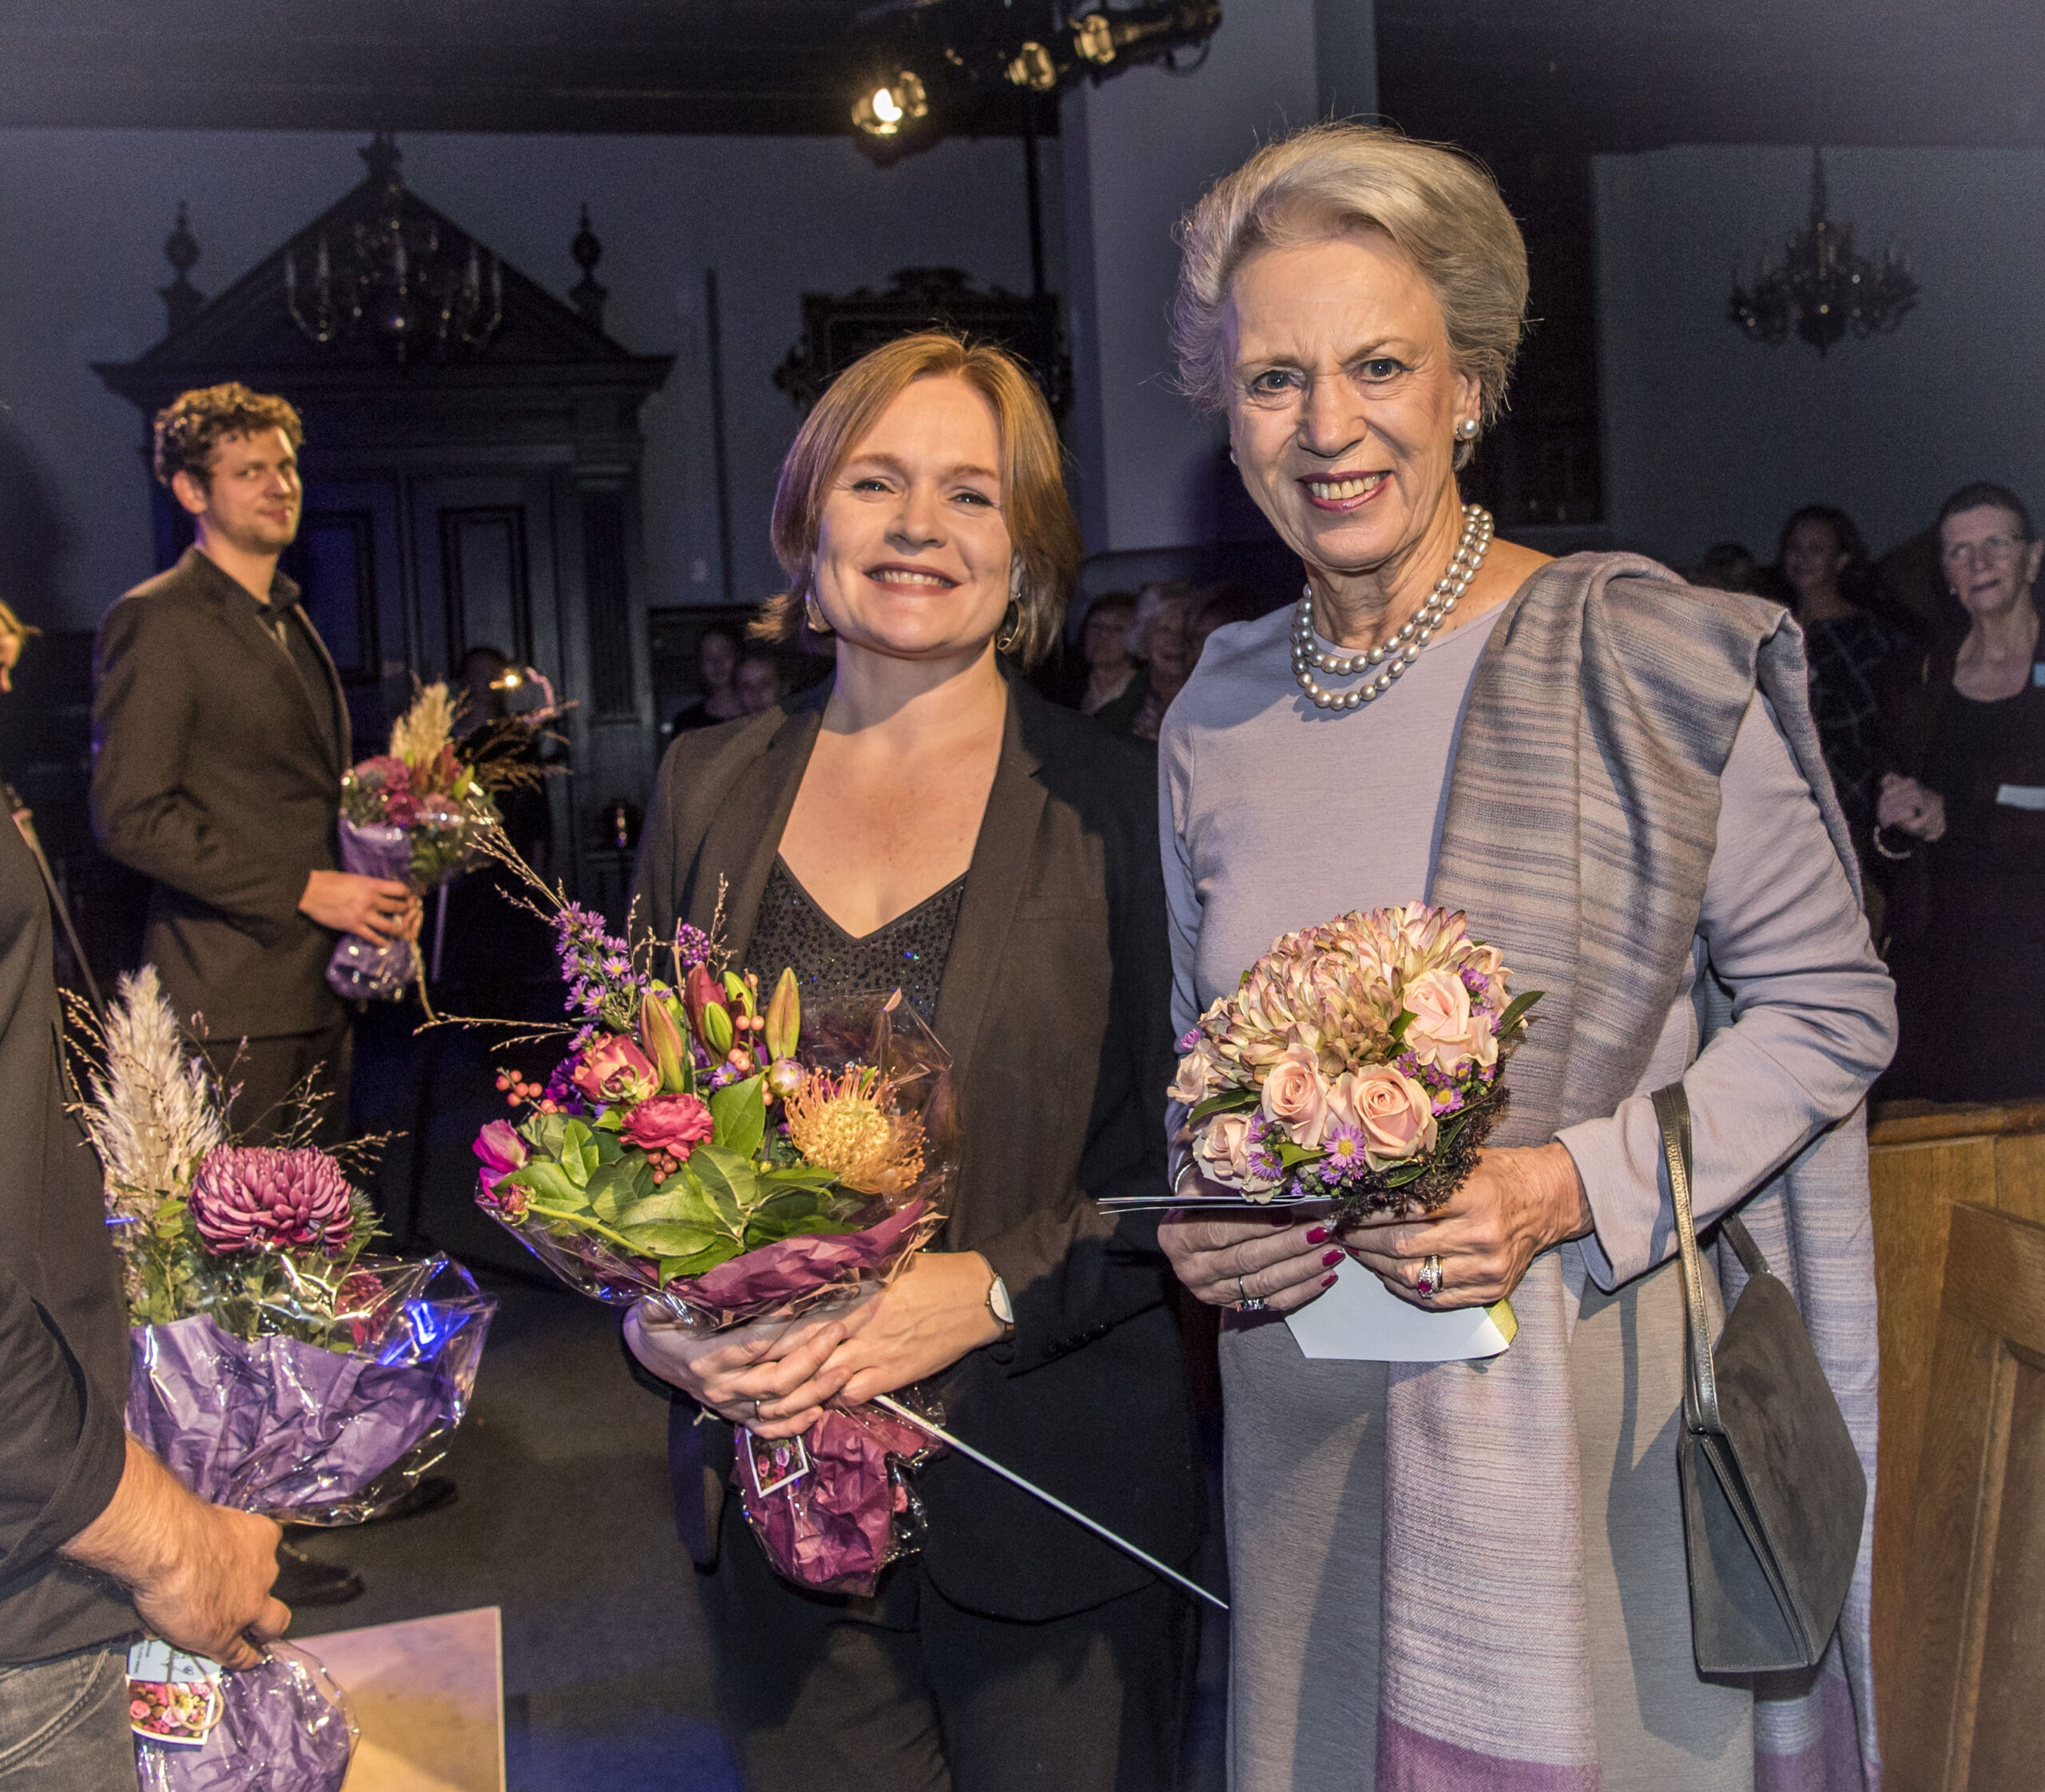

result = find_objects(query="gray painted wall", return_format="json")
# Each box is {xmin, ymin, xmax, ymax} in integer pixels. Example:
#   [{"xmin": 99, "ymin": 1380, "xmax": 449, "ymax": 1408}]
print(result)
[
  {"xmin": 0, "ymin": 127, "xmax": 1054, "ymax": 633},
  {"xmin": 1594, "ymin": 143, "xmax": 2045, "ymax": 571}
]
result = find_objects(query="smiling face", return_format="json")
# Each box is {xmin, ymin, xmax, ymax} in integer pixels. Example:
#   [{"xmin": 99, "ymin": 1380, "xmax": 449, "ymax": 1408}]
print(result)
[
  {"xmin": 171, "ymin": 426, "xmax": 302, "ymax": 558},
  {"xmin": 1223, "ymin": 229, "xmax": 1477, "ymax": 582},
  {"xmin": 808, "ymin": 374, "xmax": 1015, "ymax": 662},
  {"xmin": 1941, "ymin": 503, "xmax": 2043, "ymax": 622}
]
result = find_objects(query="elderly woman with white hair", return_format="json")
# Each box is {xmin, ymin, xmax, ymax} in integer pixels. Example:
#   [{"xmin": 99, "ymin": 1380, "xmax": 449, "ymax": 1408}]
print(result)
[{"xmin": 1154, "ymin": 125, "xmax": 1893, "ymax": 1790}]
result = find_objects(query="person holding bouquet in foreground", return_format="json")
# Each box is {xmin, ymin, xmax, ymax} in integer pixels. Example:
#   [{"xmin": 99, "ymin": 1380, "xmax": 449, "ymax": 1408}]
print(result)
[
  {"xmin": 1156, "ymin": 125, "xmax": 1895, "ymax": 1790},
  {"xmin": 0, "ymin": 804, "xmax": 286, "ymax": 1786},
  {"xmin": 626, "ymin": 332, "xmax": 1201, "ymax": 1792}
]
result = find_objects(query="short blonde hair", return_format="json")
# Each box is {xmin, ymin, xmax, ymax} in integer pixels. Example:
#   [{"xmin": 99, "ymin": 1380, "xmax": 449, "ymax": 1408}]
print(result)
[
  {"xmin": 756, "ymin": 332, "xmax": 1080, "ymax": 669},
  {"xmin": 1173, "ymin": 124, "xmax": 1529, "ymax": 462}
]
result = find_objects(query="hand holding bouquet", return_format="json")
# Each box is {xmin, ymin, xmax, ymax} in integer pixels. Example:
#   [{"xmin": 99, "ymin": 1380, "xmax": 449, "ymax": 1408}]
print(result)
[
  {"xmin": 1165, "ymin": 903, "xmax": 1539, "ymax": 1222},
  {"xmin": 470, "ymin": 883, "xmax": 954, "ymax": 1595}
]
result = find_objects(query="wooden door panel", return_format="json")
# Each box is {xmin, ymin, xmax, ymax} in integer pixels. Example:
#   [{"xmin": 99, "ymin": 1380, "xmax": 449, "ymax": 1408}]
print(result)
[{"xmin": 1890, "ymin": 1201, "xmax": 2045, "ymax": 1790}]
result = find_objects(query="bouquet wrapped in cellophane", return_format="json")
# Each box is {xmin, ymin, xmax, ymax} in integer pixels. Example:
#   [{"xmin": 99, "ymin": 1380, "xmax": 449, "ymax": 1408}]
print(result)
[
  {"xmin": 1147, "ymin": 903, "xmax": 1540, "ymax": 1222},
  {"xmin": 71, "ymin": 969, "xmax": 495, "ymax": 1789},
  {"xmin": 468, "ymin": 872, "xmax": 955, "ymax": 1595},
  {"xmin": 329, "ymin": 677, "xmax": 555, "ymax": 1011}
]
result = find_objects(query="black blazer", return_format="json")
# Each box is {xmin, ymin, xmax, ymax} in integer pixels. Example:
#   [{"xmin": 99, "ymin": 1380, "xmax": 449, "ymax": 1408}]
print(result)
[
  {"xmin": 0, "ymin": 817, "xmax": 135, "ymax": 1662},
  {"xmin": 91, "ymin": 548, "xmax": 351, "ymax": 1040},
  {"xmin": 631, "ymin": 675, "xmax": 1203, "ymax": 1620}
]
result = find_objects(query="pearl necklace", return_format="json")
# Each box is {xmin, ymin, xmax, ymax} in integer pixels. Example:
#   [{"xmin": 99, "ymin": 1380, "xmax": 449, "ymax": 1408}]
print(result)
[{"xmin": 1290, "ymin": 503, "xmax": 1495, "ymax": 710}]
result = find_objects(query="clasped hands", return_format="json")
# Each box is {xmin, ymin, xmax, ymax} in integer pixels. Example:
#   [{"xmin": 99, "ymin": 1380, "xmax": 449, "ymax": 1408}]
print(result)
[
  {"xmin": 1159, "ymin": 1141, "xmax": 1592, "ymax": 1316},
  {"xmin": 1876, "ymin": 773, "xmax": 1946, "ymax": 842},
  {"xmin": 625, "ymin": 1250, "xmax": 1005, "ymax": 1442},
  {"xmin": 300, "ymin": 868, "xmax": 420, "ymax": 946}
]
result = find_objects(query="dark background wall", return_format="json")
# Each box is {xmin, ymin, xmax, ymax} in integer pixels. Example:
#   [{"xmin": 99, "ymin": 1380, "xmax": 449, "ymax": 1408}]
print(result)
[{"xmin": 0, "ymin": 127, "xmax": 1058, "ymax": 634}]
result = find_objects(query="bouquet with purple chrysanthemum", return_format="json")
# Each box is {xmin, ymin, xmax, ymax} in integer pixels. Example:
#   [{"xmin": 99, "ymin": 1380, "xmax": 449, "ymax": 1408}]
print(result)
[
  {"xmin": 1168, "ymin": 903, "xmax": 1540, "ymax": 1222},
  {"xmin": 68, "ymin": 968, "xmax": 494, "ymax": 1526}
]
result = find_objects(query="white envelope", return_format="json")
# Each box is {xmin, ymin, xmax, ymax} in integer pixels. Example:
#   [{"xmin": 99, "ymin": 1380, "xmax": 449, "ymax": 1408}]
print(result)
[{"xmin": 1285, "ymin": 1256, "xmax": 1516, "ymax": 1361}]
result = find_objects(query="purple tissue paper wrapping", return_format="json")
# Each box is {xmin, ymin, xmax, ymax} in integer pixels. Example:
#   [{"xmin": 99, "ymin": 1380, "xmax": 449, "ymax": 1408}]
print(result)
[
  {"xmin": 325, "ymin": 817, "xmax": 417, "ymax": 1001},
  {"xmin": 134, "ymin": 1643, "xmax": 356, "ymax": 1792},
  {"xmin": 126, "ymin": 1255, "xmax": 494, "ymax": 1524}
]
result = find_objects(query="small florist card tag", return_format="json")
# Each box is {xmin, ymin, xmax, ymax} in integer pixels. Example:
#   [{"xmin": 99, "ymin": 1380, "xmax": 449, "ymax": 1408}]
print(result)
[
  {"xmin": 1285, "ymin": 1257, "xmax": 1515, "ymax": 1362},
  {"xmin": 127, "ymin": 1639, "xmax": 225, "ymax": 1747},
  {"xmin": 741, "ymin": 1428, "xmax": 812, "ymax": 1498}
]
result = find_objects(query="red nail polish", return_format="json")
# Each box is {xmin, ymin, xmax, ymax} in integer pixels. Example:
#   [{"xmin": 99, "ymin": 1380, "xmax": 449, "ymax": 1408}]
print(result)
[
  {"xmin": 1320, "ymin": 1272, "xmax": 1338, "ymax": 1287},
  {"xmin": 1305, "ymin": 1226, "xmax": 1330, "ymax": 1244},
  {"xmin": 1322, "ymin": 1249, "xmax": 1344, "ymax": 1267}
]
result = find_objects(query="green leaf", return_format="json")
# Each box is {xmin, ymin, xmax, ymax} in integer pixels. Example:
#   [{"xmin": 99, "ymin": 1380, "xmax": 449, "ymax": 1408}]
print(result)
[
  {"xmin": 745, "ymin": 1205, "xmax": 858, "ymax": 1246},
  {"xmin": 1189, "ymin": 1087, "xmax": 1257, "ymax": 1123},
  {"xmin": 1388, "ymin": 1007, "xmax": 1416, "ymax": 1043},
  {"xmin": 523, "ymin": 1111, "xmax": 566, "ymax": 1157},
  {"xmin": 1495, "ymin": 989, "xmax": 1544, "ymax": 1037},
  {"xmin": 709, "ymin": 1075, "xmax": 767, "ymax": 1159},
  {"xmin": 558, "ymin": 1120, "xmax": 599, "ymax": 1188},
  {"xmin": 617, "ymin": 1220, "xmax": 724, "ymax": 1258},
  {"xmin": 657, "ymin": 1239, "xmax": 741, "ymax": 1281},
  {"xmin": 585, "ymin": 1154, "xmax": 655, "ymax": 1223},
  {"xmin": 612, "ymin": 1182, "xmax": 716, "ymax": 1230},
  {"xmin": 1275, "ymin": 1138, "xmax": 1320, "ymax": 1168},
  {"xmin": 1380, "ymin": 1160, "xmax": 1428, "ymax": 1186},
  {"xmin": 690, "ymin": 1145, "xmax": 761, "ymax": 1238},
  {"xmin": 758, "ymin": 1164, "xmax": 839, "ymax": 1194},
  {"xmin": 500, "ymin": 1159, "xmax": 589, "ymax": 1213}
]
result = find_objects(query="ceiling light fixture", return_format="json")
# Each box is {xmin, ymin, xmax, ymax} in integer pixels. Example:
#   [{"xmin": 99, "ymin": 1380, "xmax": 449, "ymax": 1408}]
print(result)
[{"xmin": 852, "ymin": 70, "xmax": 929, "ymax": 136}]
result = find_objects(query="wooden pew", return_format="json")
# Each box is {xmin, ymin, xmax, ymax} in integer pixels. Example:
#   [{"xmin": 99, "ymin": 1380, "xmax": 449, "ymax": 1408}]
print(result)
[{"xmin": 1868, "ymin": 1099, "xmax": 2045, "ymax": 1766}]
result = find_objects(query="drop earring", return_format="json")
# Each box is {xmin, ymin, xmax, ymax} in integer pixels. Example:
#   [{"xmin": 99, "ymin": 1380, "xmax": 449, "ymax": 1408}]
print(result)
[
  {"xmin": 803, "ymin": 588, "xmax": 832, "ymax": 635},
  {"xmin": 997, "ymin": 562, "xmax": 1025, "ymax": 654}
]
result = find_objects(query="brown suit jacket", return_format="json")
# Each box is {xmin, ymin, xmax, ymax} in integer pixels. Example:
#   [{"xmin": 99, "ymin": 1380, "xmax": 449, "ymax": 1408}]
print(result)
[
  {"xmin": 91, "ymin": 547, "xmax": 351, "ymax": 1039},
  {"xmin": 631, "ymin": 675, "xmax": 1204, "ymax": 1619}
]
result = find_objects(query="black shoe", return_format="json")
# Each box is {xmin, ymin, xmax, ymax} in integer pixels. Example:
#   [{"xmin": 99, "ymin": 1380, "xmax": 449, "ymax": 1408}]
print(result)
[
  {"xmin": 355, "ymin": 1475, "xmax": 459, "ymax": 1526},
  {"xmin": 273, "ymin": 1542, "xmax": 364, "ymax": 1607}
]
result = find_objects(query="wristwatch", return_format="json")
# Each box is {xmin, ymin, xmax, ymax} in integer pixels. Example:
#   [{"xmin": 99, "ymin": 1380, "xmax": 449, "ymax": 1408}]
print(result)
[{"xmin": 985, "ymin": 1272, "xmax": 1015, "ymax": 1336}]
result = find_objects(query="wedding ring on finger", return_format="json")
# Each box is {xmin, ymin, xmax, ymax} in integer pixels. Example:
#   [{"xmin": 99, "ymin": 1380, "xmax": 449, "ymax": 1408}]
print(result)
[
  {"xmin": 1415, "ymin": 1254, "xmax": 1445, "ymax": 1300},
  {"xmin": 1233, "ymin": 1273, "xmax": 1268, "ymax": 1315}
]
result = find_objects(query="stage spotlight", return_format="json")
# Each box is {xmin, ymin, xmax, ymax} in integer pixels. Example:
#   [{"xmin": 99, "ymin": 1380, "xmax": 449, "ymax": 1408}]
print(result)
[
  {"xmin": 1004, "ymin": 42, "xmax": 1058, "ymax": 91},
  {"xmin": 852, "ymin": 70, "xmax": 929, "ymax": 136},
  {"xmin": 1074, "ymin": 14, "xmax": 1117, "ymax": 65}
]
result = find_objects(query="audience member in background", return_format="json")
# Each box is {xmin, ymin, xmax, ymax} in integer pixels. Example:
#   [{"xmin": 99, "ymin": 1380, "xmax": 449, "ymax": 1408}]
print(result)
[
  {"xmin": 1188, "ymin": 579, "xmax": 1270, "ymax": 664},
  {"xmin": 666, "ymin": 622, "xmax": 745, "ymax": 735},
  {"xmin": 1127, "ymin": 580, "xmax": 1195, "ymax": 741},
  {"xmin": 1877, "ymin": 482, "xmax": 2045, "ymax": 1103},
  {"xmin": 733, "ymin": 648, "xmax": 788, "ymax": 715},
  {"xmin": 1690, "ymin": 541, "xmax": 1764, "ymax": 594},
  {"xmin": 629, "ymin": 332, "xmax": 1200, "ymax": 1792},
  {"xmin": 1074, "ymin": 590, "xmax": 1141, "ymax": 723},
  {"xmin": 1775, "ymin": 504, "xmax": 1895, "ymax": 852}
]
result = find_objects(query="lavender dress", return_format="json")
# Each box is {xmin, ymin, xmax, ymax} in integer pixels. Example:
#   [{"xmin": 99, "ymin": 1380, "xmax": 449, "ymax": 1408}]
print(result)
[{"xmin": 1160, "ymin": 598, "xmax": 1893, "ymax": 1790}]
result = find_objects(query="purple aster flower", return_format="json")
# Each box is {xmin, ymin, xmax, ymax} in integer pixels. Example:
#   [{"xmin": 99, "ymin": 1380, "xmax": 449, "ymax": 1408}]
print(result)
[
  {"xmin": 1320, "ymin": 1124, "xmax": 1368, "ymax": 1181},
  {"xmin": 188, "ymin": 1146, "xmax": 355, "ymax": 1257}
]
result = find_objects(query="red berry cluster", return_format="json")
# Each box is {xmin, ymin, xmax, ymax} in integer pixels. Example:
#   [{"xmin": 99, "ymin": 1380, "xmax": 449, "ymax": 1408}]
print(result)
[
  {"xmin": 495, "ymin": 1069, "xmax": 544, "ymax": 1107},
  {"xmin": 645, "ymin": 1149, "xmax": 681, "ymax": 1181}
]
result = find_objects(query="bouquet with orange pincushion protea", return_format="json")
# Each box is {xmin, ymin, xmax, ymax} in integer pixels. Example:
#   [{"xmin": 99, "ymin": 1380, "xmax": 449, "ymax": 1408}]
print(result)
[{"xmin": 470, "ymin": 880, "xmax": 956, "ymax": 1594}]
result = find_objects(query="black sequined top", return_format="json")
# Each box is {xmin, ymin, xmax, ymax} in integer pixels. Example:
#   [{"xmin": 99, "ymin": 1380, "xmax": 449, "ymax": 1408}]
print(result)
[{"xmin": 749, "ymin": 858, "xmax": 965, "ymax": 1026}]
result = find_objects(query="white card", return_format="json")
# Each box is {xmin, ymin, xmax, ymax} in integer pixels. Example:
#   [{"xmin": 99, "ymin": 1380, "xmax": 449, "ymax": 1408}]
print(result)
[{"xmin": 1285, "ymin": 1256, "xmax": 1516, "ymax": 1361}]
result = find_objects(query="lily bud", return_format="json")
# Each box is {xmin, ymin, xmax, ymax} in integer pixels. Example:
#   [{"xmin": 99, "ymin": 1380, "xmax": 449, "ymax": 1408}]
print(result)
[
  {"xmin": 764, "ymin": 968, "xmax": 800, "ymax": 1061},
  {"xmin": 722, "ymin": 969, "xmax": 756, "ymax": 1019},
  {"xmin": 701, "ymin": 999, "xmax": 734, "ymax": 1057},
  {"xmin": 639, "ymin": 990, "xmax": 689, "ymax": 1093},
  {"xmin": 683, "ymin": 964, "xmax": 721, "ymax": 1035},
  {"xmin": 766, "ymin": 1056, "xmax": 805, "ymax": 1099}
]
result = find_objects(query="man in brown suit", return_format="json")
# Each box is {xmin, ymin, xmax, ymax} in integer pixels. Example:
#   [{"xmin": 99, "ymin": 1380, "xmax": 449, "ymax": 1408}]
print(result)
[{"xmin": 92, "ymin": 385, "xmax": 414, "ymax": 1145}]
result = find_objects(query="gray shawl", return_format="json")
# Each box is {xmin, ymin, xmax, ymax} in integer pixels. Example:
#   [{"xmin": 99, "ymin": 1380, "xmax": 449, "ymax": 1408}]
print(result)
[{"xmin": 1384, "ymin": 553, "xmax": 1879, "ymax": 1788}]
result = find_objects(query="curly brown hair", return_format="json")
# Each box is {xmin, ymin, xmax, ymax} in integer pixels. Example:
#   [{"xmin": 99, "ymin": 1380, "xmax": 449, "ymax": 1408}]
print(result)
[{"xmin": 152, "ymin": 383, "xmax": 304, "ymax": 491}]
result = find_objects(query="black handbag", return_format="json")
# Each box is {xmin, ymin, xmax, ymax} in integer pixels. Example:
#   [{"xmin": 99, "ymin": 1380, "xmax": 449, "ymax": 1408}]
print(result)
[{"xmin": 1651, "ymin": 1083, "xmax": 1866, "ymax": 1675}]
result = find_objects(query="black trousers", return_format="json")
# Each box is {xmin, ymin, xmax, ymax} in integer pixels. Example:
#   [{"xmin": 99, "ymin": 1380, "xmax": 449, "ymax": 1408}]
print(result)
[
  {"xmin": 699, "ymin": 1491, "xmax": 1197, "ymax": 1792},
  {"xmin": 199, "ymin": 1015, "xmax": 352, "ymax": 1149}
]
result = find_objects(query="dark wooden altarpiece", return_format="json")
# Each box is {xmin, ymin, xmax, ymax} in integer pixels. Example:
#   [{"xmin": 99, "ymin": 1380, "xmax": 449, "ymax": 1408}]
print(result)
[{"xmin": 95, "ymin": 149, "xmax": 673, "ymax": 912}]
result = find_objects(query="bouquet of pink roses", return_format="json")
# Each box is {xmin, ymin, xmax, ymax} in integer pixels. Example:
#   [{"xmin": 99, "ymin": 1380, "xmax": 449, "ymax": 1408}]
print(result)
[{"xmin": 1161, "ymin": 903, "xmax": 1539, "ymax": 1221}]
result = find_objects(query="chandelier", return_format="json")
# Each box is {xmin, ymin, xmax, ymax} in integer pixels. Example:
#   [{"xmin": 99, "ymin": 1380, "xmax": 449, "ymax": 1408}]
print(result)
[
  {"xmin": 1728, "ymin": 149, "xmax": 1917, "ymax": 356},
  {"xmin": 284, "ymin": 135, "xmax": 502, "ymax": 362}
]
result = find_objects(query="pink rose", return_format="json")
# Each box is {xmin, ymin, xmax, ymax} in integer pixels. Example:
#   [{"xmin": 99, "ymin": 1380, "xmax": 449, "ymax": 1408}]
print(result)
[
  {"xmin": 357, "ymin": 754, "xmax": 412, "ymax": 792},
  {"xmin": 570, "ymin": 1035, "xmax": 658, "ymax": 1107},
  {"xmin": 473, "ymin": 1119, "xmax": 527, "ymax": 1188},
  {"xmin": 1259, "ymin": 1043, "xmax": 1329, "ymax": 1147},
  {"xmin": 1169, "ymin": 1038, "xmax": 1223, "ymax": 1107},
  {"xmin": 1400, "ymin": 968, "xmax": 1495, "ymax": 1073},
  {"xmin": 622, "ymin": 1091, "xmax": 715, "ymax": 1160},
  {"xmin": 1191, "ymin": 1111, "xmax": 1281, "ymax": 1195},
  {"xmin": 1328, "ymin": 1065, "xmax": 1438, "ymax": 1168}
]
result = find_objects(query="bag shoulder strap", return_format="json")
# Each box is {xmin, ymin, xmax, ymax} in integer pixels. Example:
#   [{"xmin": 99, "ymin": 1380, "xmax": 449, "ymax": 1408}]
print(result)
[{"xmin": 1651, "ymin": 1083, "xmax": 1722, "ymax": 1436}]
